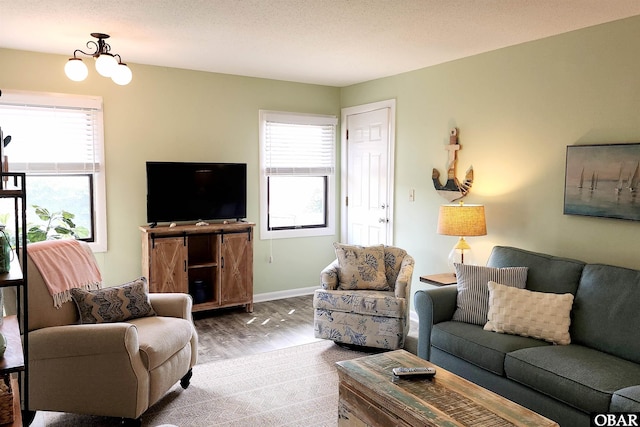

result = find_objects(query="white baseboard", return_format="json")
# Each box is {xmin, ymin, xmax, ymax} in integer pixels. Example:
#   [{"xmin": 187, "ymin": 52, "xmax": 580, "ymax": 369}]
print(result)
[{"xmin": 253, "ymin": 286, "xmax": 318, "ymax": 303}]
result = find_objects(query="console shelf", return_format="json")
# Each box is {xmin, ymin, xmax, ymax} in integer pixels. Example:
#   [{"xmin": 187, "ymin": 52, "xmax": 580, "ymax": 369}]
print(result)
[
  {"xmin": 0, "ymin": 173, "xmax": 28, "ymax": 425},
  {"xmin": 140, "ymin": 222, "xmax": 255, "ymax": 313}
]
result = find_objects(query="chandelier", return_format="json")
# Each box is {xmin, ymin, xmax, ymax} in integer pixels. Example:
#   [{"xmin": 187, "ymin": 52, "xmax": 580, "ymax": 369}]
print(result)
[{"xmin": 64, "ymin": 33, "xmax": 132, "ymax": 85}]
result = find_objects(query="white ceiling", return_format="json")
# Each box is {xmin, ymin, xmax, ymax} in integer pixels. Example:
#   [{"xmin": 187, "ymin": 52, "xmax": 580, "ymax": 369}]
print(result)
[{"xmin": 2, "ymin": 1, "xmax": 640, "ymax": 87}]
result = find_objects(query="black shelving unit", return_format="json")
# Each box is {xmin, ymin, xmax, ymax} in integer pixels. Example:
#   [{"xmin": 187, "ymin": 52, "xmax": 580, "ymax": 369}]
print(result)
[{"xmin": 0, "ymin": 173, "xmax": 28, "ymax": 426}]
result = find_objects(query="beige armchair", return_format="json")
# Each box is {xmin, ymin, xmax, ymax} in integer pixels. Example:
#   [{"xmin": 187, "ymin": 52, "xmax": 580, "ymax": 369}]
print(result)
[
  {"xmin": 313, "ymin": 244, "xmax": 414, "ymax": 350},
  {"xmin": 13, "ymin": 241, "xmax": 198, "ymax": 424}
]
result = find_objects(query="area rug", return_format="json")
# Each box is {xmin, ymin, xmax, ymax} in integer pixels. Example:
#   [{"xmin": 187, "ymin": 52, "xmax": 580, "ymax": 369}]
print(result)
[{"xmin": 40, "ymin": 340, "xmax": 369, "ymax": 427}]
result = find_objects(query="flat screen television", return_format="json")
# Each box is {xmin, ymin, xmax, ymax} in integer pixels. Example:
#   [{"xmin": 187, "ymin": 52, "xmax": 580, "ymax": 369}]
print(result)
[{"xmin": 146, "ymin": 161, "xmax": 247, "ymax": 224}]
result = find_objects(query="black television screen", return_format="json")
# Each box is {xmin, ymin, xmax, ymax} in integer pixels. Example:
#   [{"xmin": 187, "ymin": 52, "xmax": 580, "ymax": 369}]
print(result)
[{"xmin": 146, "ymin": 161, "xmax": 247, "ymax": 224}]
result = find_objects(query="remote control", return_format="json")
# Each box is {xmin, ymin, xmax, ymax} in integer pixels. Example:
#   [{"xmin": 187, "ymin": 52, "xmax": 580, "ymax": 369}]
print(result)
[{"xmin": 392, "ymin": 367, "xmax": 436, "ymax": 377}]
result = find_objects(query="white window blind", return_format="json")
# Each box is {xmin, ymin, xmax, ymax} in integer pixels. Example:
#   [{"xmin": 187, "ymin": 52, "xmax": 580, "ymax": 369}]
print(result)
[
  {"xmin": 262, "ymin": 111, "xmax": 337, "ymax": 177},
  {"xmin": 0, "ymin": 89, "xmax": 107, "ymax": 251},
  {"xmin": 0, "ymin": 90, "xmax": 102, "ymax": 174}
]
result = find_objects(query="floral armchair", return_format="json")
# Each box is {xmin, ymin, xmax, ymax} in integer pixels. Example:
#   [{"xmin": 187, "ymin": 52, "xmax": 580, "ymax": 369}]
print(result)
[{"xmin": 313, "ymin": 244, "xmax": 415, "ymax": 350}]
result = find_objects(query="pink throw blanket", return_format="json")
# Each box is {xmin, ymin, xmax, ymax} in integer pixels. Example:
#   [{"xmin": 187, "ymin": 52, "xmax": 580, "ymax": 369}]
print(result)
[{"xmin": 28, "ymin": 239, "xmax": 102, "ymax": 308}]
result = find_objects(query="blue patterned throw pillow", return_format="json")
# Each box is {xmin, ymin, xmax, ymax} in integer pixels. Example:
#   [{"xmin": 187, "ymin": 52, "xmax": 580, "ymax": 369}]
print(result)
[
  {"xmin": 71, "ymin": 277, "xmax": 156, "ymax": 324},
  {"xmin": 333, "ymin": 243, "xmax": 389, "ymax": 291}
]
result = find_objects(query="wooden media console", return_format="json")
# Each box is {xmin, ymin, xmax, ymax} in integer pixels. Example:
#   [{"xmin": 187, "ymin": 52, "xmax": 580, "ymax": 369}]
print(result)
[{"xmin": 140, "ymin": 222, "xmax": 255, "ymax": 313}]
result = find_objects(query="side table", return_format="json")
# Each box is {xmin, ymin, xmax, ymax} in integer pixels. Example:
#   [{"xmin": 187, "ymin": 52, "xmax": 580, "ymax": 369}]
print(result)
[{"xmin": 419, "ymin": 273, "xmax": 456, "ymax": 286}]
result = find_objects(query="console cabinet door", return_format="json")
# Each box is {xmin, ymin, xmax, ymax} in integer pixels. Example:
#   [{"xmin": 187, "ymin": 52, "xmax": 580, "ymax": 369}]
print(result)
[
  {"xmin": 149, "ymin": 236, "xmax": 188, "ymax": 293},
  {"xmin": 220, "ymin": 232, "xmax": 253, "ymax": 306}
]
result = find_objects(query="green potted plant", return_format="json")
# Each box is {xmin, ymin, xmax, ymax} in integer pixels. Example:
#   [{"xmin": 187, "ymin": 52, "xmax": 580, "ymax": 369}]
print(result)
[{"xmin": 27, "ymin": 205, "xmax": 89, "ymax": 243}]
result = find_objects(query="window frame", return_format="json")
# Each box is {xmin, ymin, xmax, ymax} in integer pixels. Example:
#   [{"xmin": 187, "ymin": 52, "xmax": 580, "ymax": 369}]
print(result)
[
  {"xmin": 0, "ymin": 89, "xmax": 107, "ymax": 252},
  {"xmin": 259, "ymin": 110, "xmax": 337, "ymax": 240}
]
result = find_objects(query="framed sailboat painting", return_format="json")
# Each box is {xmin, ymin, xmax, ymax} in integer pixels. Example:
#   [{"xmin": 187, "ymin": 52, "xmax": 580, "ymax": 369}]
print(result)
[{"xmin": 564, "ymin": 143, "xmax": 640, "ymax": 221}]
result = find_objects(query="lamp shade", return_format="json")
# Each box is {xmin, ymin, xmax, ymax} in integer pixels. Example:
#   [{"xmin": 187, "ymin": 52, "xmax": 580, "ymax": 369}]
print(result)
[{"xmin": 437, "ymin": 203, "xmax": 487, "ymax": 237}]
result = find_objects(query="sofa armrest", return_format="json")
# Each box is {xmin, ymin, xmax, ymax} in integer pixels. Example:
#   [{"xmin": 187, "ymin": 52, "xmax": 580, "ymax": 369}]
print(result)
[
  {"xmin": 413, "ymin": 285, "xmax": 458, "ymax": 360},
  {"xmin": 321, "ymin": 259, "xmax": 340, "ymax": 290},
  {"xmin": 149, "ymin": 293, "xmax": 193, "ymax": 320},
  {"xmin": 394, "ymin": 254, "xmax": 415, "ymax": 299}
]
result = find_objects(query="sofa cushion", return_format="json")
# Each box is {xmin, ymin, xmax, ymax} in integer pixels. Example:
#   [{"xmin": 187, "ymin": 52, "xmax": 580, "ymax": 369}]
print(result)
[
  {"xmin": 333, "ymin": 243, "xmax": 388, "ymax": 291},
  {"xmin": 484, "ymin": 281, "xmax": 574, "ymax": 345},
  {"xmin": 611, "ymin": 386, "xmax": 640, "ymax": 412},
  {"xmin": 452, "ymin": 263, "xmax": 528, "ymax": 326},
  {"xmin": 432, "ymin": 321, "xmax": 549, "ymax": 375},
  {"xmin": 572, "ymin": 264, "xmax": 640, "ymax": 364},
  {"xmin": 505, "ymin": 345, "xmax": 640, "ymax": 414},
  {"xmin": 71, "ymin": 277, "xmax": 156, "ymax": 324},
  {"xmin": 313, "ymin": 289, "xmax": 404, "ymax": 318},
  {"xmin": 128, "ymin": 316, "xmax": 193, "ymax": 371},
  {"xmin": 487, "ymin": 246, "xmax": 585, "ymax": 294}
]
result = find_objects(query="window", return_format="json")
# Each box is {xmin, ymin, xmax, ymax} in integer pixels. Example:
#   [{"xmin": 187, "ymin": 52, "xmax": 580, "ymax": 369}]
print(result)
[
  {"xmin": 0, "ymin": 90, "xmax": 107, "ymax": 251},
  {"xmin": 259, "ymin": 110, "xmax": 337, "ymax": 239}
]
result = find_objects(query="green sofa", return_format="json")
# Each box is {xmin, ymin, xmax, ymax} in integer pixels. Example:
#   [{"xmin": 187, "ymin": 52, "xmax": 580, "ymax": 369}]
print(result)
[{"xmin": 414, "ymin": 246, "xmax": 640, "ymax": 426}]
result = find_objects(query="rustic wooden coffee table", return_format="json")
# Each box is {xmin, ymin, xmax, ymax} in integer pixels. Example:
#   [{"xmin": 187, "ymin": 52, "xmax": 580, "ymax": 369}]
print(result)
[{"xmin": 336, "ymin": 349, "xmax": 558, "ymax": 426}]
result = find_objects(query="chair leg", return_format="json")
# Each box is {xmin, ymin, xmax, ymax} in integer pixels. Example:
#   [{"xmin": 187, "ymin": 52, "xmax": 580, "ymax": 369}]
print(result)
[
  {"xmin": 22, "ymin": 410, "xmax": 36, "ymax": 426},
  {"xmin": 121, "ymin": 417, "xmax": 141, "ymax": 426},
  {"xmin": 180, "ymin": 368, "xmax": 193, "ymax": 389}
]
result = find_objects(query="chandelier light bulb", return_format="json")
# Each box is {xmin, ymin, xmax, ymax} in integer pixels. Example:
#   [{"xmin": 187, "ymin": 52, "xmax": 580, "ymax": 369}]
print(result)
[
  {"xmin": 111, "ymin": 63, "xmax": 132, "ymax": 85},
  {"xmin": 64, "ymin": 58, "xmax": 88, "ymax": 82},
  {"xmin": 95, "ymin": 53, "xmax": 118, "ymax": 77}
]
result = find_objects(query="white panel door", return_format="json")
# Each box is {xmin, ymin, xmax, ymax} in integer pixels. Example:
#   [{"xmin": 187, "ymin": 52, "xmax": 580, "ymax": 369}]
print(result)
[{"xmin": 345, "ymin": 107, "xmax": 391, "ymax": 246}]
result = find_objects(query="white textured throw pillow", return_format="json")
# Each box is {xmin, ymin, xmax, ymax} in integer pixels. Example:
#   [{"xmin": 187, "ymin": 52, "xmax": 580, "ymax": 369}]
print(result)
[
  {"xmin": 452, "ymin": 264, "xmax": 528, "ymax": 325},
  {"xmin": 484, "ymin": 281, "xmax": 574, "ymax": 345}
]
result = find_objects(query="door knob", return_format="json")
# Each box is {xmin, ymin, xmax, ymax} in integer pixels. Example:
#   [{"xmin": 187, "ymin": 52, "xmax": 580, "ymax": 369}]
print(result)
[{"xmin": 378, "ymin": 218, "xmax": 389, "ymax": 223}]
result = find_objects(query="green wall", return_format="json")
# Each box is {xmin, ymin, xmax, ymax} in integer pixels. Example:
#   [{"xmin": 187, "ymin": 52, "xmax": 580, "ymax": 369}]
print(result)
[
  {"xmin": 0, "ymin": 47, "xmax": 341, "ymax": 293},
  {"xmin": 341, "ymin": 15, "xmax": 640, "ymax": 295},
  {"xmin": 2, "ymin": 14, "xmax": 640, "ymax": 298}
]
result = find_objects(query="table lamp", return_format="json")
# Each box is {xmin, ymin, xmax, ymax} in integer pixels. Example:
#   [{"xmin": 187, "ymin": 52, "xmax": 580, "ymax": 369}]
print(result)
[{"xmin": 437, "ymin": 201, "xmax": 487, "ymax": 269}]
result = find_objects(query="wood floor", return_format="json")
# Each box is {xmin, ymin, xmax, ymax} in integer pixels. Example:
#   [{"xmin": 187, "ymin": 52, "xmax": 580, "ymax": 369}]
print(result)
[
  {"xmin": 193, "ymin": 294, "xmax": 419, "ymax": 365},
  {"xmin": 193, "ymin": 294, "xmax": 319, "ymax": 364}
]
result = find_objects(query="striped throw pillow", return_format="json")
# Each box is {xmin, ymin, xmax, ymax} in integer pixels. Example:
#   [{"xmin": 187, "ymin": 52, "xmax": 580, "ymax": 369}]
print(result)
[{"xmin": 452, "ymin": 263, "xmax": 528, "ymax": 325}]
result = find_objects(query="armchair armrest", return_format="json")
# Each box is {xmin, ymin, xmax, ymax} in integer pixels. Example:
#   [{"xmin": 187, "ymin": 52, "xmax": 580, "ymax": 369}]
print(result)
[
  {"xmin": 149, "ymin": 293, "xmax": 193, "ymax": 320},
  {"xmin": 28, "ymin": 323, "xmax": 149, "ymax": 417},
  {"xmin": 321, "ymin": 259, "xmax": 340, "ymax": 290},
  {"xmin": 29, "ymin": 323, "xmax": 139, "ymax": 359},
  {"xmin": 413, "ymin": 285, "xmax": 458, "ymax": 361},
  {"xmin": 394, "ymin": 254, "xmax": 415, "ymax": 299},
  {"xmin": 149, "ymin": 293, "xmax": 198, "ymax": 367}
]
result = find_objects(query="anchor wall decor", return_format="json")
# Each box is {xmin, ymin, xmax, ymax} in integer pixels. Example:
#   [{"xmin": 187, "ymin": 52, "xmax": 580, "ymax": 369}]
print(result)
[{"xmin": 432, "ymin": 127, "xmax": 473, "ymax": 202}]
